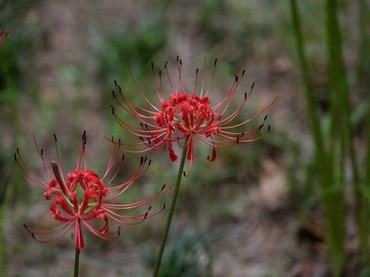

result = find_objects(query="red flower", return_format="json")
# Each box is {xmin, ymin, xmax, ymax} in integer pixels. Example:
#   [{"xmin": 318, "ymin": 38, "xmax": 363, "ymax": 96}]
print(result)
[
  {"xmin": 15, "ymin": 131, "xmax": 167, "ymax": 250},
  {"xmin": 111, "ymin": 57, "xmax": 274, "ymax": 164}
]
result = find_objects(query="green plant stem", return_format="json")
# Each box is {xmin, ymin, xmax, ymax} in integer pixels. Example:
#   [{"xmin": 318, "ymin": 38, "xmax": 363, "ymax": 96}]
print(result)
[
  {"xmin": 327, "ymin": 0, "xmax": 362, "ymax": 263},
  {"xmin": 74, "ymin": 248, "xmax": 80, "ymax": 277},
  {"xmin": 290, "ymin": 0, "xmax": 348, "ymax": 276},
  {"xmin": 289, "ymin": 0, "xmax": 323, "ymax": 150},
  {"xmin": 325, "ymin": 1, "xmax": 349, "ymax": 274},
  {"xmin": 364, "ymin": 99, "xmax": 370, "ymax": 263},
  {"xmin": 153, "ymin": 137, "xmax": 189, "ymax": 277}
]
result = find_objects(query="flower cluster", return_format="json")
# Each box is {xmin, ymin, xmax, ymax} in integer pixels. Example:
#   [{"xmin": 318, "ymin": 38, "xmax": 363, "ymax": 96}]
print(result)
[
  {"xmin": 111, "ymin": 57, "xmax": 273, "ymax": 164},
  {"xmin": 15, "ymin": 131, "xmax": 167, "ymax": 250},
  {"xmin": 15, "ymin": 57, "xmax": 274, "ymax": 276}
]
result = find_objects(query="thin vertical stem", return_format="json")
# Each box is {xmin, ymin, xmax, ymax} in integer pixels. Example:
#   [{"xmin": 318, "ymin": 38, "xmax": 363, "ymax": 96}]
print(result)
[
  {"xmin": 289, "ymin": 0, "xmax": 323, "ymax": 150},
  {"xmin": 74, "ymin": 248, "xmax": 80, "ymax": 277},
  {"xmin": 290, "ymin": 0, "xmax": 345, "ymax": 275},
  {"xmin": 153, "ymin": 137, "xmax": 189, "ymax": 277},
  {"xmin": 364, "ymin": 97, "xmax": 370, "ymax": 263},
  {"xmin": 325, "ymin": 0, "xmax": 349, "ymax": 274}
]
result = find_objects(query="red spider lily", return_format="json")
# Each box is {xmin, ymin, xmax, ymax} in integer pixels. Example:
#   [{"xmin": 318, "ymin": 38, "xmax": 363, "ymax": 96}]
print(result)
[
  {"xmin": 111, "ymin": 57, "xmax": 275, "ymax": 164},
  {"xmin": 15, "ymin": 131, "xmax": 167, "ymax": 250}
]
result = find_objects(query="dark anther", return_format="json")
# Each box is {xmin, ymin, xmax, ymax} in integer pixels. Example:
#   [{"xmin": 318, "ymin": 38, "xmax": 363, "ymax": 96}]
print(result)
[
  {"xmin": 151, "ymin": 61, "xmax": 154, "ymax": 69},
  {"xmin": 113, "ymin": 80, "xmax": 121, "ymax": 91},
  {"xmin": 148, "ymin": 205, "xmax": 152, "ymax": 211},
  {"xmin": 118, "ymin": 138, "xmax": 121, "ymax": 145},
  {"xmin": 159, "ymin": 70, "xmax": 162, "ymax": 77},
  {"xmin": 17, "ymin": 147, "xmax": 20, "ymax": 154},
  {"xmin": 148, "ymin": 159, "xmax": 152, "ymax": 166},
  {"xmin": 251, "ymin": 82, "xmax": 255, "ymax": 90},
  {"xmin": 242, "ymin": 69, "xmax": 246, "ymax": 76},
  {"xmin": 31, "ymin": 233, "xmax": 36, "ymax": 239},
  {"xmin": 237, "ymin": 132, "xmax": 244, "ymax": 142},
  {"xmin": 164, "ymin": 61, "xmax": 168, "ymax": 68},
  {"xmin": 110, "ymin": 105, "xmax": 115, "ymax": 115},
  {"xmin": 23, "ymin": 224, "xmax": 28, "ymax": 229},
  {"xmin": 176, "ymin": 55, "xmax": 179, "ymax": 62},
  {"xmin": 144, "ymin": 212, "xmax": 148, "ymax": 220},
  {"xmin": 268, "ymin": 125, "xmax": 271, "ymax": 132},
  {"xmin": 196, "ymin": 68, "xmax": 199, "ymax": 74},
  {"xmin": 14, "ymin": 153, "xmax": 17, "ymax": 161},
  {"xmin": 112, "ymin": 90, "xmax": 116, "ymax": 98},
  {"xmin": 162, "ymin": 203, "xmax": 166, "ymax": 210},
  {"xmin": 179, "ymin": 59, "xmax": 182, "ymax": 66},
  {"xmin": 117, "ymin": 226, "xmax": 121, "ymax": 236},
  {"xmin": 143, "ymin": 157, "xmax": 148, "ymax": 163},
  {"xmin": 53, "ymin": 133, "xmax": 57, "ymax": 141},
  {"xmin": 264, "ymin": 115, "xmax": 268, "ymax": 121},
  {"xmin": 121, "ymin": 154, "xmax": 125, "ymax": 161},
  {"xmin": 140, "ymin": 157, "xmax": 144, "ymax": 164},
  {"xmin": 244, "ymin": 92, "xmax": 247, "ymax": 100},
  {"xmin": 183, "ymin": 171, "xmax": 187, "ymax": 177},
  {"xmin": 161, "ymin": 184, "xmax": 166, "ymax": 190},
  {"xmin": 258, "ymin": 124, "xmax": 265, "ymax": 130},
  {"xmin": 214, "ymin": 58, "xmax": 218, "ymax": 66},
  {"xmin": 235, "ymin": 74, "xmax": 239, "ymax": 82}
]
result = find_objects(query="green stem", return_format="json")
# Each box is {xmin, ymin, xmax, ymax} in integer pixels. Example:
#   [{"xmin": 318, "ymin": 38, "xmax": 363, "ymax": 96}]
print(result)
[
  {"xmin": 74, "ymin": 248, "xmax": 80, "ymax": 277},
  {"xmin": 290, "ymin": 0, "xmax": 345, "ymax": 275},
  {"xmin": 289, "ymin": 0, "xmax": 323, "ymax": 150},
  {"xmin": 325, "ymin": 1, "xmax": 347, "ymax": 274},
  {"xmin": 153, "ymin": 137, "xmax": 189, "ymax": 277}
]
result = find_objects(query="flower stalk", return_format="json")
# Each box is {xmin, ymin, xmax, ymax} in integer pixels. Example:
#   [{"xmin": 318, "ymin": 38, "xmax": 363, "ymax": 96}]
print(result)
[
  {"xmin": 153, "ymin": 136, "xmax": 188, "ymax": 277},
  {"xmin": 74, "ymin": 248, "xmax": 80, "ymax": 277}
]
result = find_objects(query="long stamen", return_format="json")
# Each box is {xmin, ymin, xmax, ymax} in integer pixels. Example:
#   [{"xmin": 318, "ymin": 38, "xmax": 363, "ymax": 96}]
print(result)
[{"xmin": 204, "ymin": 58, "xmax": 218, "ymax": 98}]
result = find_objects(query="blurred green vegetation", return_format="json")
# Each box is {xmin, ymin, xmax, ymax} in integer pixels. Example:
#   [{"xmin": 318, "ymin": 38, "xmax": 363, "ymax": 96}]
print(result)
[
  {"xmin": 142, "ymin": 227, "xmax": 212, "ymax": 277},
  {"xmin": 0, "ymin": 0, "xmax": 42, "ymax": 275},
  {"xmin": 0, "ymin": 0, "xmax": 42, "ymax": 202},
  {"xmin": 290, "ymin": 0, "xmax": 370, "ymax": 275},
  {"xmin": 1, "ymin": 0, "xmax": 370, "ymax": 276}
]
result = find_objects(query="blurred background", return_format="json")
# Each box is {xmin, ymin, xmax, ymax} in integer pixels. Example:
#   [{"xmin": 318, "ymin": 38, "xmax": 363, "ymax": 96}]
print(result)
[{"xmin": 1, "ymin": 0, "xmax": 370, "ymax": 276}]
